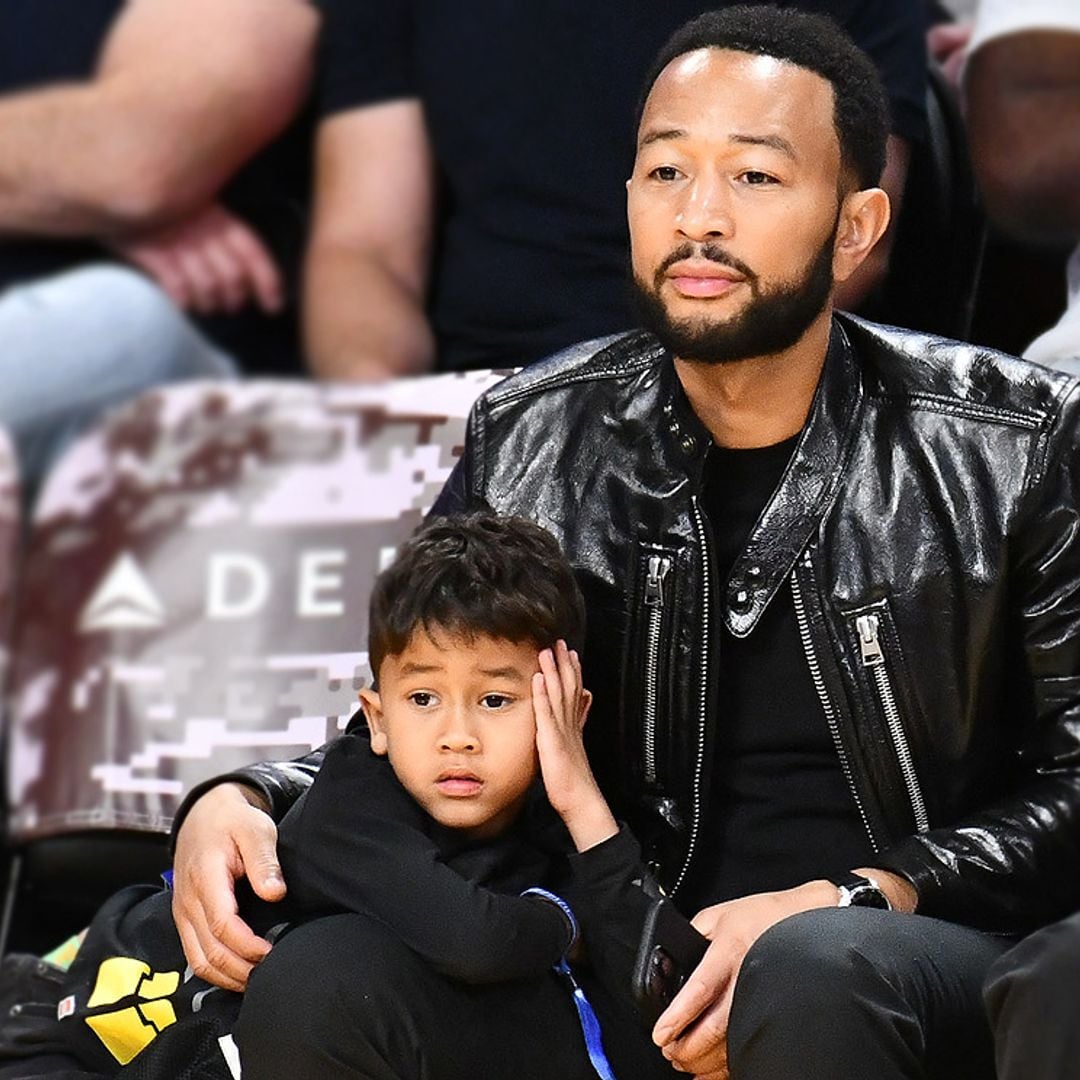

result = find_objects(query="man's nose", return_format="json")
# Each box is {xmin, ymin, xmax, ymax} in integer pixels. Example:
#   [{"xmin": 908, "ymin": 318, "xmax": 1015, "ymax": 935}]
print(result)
[{"xmin": 676, "ymin": 172, "xmax": 733, "ymax": 241}]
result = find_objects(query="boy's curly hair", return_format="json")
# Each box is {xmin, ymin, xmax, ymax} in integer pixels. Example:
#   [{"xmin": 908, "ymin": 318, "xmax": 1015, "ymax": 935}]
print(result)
[{"xmin": 368, "ymin": 512, "xmax": 585, "ymax": 675}]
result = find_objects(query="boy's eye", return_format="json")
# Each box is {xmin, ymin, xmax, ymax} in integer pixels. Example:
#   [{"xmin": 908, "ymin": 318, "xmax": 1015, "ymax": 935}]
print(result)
[
  {"xmin": 409, "ymin": 692, "xmax": 435, "ymax": 707},
  {"xmin": 481, "ymin": 694, "xmax": 511, "ymax": 710}
]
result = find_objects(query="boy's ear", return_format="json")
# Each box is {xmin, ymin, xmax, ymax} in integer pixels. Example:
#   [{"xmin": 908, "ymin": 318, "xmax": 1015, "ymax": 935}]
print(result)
[{"xmin": 359, "ymin": 688, "xmax": 388, "ymax": 755}]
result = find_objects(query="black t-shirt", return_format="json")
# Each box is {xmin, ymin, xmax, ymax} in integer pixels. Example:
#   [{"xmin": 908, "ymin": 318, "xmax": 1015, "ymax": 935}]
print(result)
[
  {"xmin": 680, "ymin": 436, "xmax": 873, "ymax": 910},
  {"xmin": 0, "ymin": 0, "xmax": 314, "ymax": 375},
  {"xmin": 315, "ymin": 0, "xmax": 927, "ymax": 371}
]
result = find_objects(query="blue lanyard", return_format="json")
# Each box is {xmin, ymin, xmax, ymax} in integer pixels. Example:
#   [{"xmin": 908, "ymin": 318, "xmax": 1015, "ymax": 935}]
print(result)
[
  {"xmin": 520, "ymin": 888, "xmax": 619, "ymax": 1080},
  {"xmin": 555, "ymin": 956, "xmax": 618, "ymax": 1080}
]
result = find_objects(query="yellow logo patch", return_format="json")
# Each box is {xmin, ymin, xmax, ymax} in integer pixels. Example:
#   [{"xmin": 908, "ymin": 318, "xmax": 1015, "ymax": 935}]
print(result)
[{"xmin": 82, "ymin": 957, "xmax": 181, "ymax": 1065}]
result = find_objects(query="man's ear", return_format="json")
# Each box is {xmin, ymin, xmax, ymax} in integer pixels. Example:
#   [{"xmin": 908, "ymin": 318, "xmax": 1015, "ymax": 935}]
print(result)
[
  {"xmin": 833, "ymin": 187, "xmax": 890, "ymax": 284},
  {"xmin": 359, "ymin": 688, "xmax": 388, "ymax": 755}
]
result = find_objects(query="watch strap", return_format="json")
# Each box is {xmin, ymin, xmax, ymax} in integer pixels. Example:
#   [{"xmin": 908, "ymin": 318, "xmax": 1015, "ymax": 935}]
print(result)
[{"xmin": 832, "ymin": 872, "xmax": 892, "ymax": 910}]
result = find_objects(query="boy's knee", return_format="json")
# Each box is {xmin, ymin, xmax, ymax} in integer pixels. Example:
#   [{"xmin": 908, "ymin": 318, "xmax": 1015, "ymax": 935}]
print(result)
[{"xmin": 236, "ymin": 914, "xmax": 424, "ymax": 1076}]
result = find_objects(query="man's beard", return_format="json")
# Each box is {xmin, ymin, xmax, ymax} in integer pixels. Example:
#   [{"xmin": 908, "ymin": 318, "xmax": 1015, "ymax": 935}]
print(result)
[{"xmin": 632, "ymin": 229, "xmax": 836, "ymax": 365}]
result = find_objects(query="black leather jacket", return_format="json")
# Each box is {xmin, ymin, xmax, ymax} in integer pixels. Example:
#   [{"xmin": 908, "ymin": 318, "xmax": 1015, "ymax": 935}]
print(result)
[{"xmin": 219, "ymin": 315, "xmax": 1080, "ymax": 933}]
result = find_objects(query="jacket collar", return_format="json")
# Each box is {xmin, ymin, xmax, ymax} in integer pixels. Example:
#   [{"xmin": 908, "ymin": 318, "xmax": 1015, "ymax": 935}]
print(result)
[{"xmin": 662, "ymin": 317, "xmax": 864, "ymax": 637}]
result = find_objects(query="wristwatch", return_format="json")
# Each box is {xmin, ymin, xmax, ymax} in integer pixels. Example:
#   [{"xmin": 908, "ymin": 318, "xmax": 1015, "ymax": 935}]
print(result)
[{"xmin": 832, "ymin": 872, "xmax": 892, "ymax": 910}]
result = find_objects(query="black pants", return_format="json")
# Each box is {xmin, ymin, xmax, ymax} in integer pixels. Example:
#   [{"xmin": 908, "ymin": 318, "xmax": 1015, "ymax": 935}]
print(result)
[
  {"xmin": 236, "ymin": 909, "xmax": 1012, "ymax": 1080},
  {"xmin": 984, "ymin": 909, "xmax": 1080, "ymax": 1080}
]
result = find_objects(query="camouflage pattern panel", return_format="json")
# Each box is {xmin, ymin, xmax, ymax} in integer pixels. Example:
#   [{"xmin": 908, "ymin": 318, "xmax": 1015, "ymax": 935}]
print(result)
[
  {"xmin": 0, "ymin": 426, "xmax": 18, "ymax": 712},
  {"xmin": 7, "ymin": 372, "xmax": 507, "ymax": 842}
]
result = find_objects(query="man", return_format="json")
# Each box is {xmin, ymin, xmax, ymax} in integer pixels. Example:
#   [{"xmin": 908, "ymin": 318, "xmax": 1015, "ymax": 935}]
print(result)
[
  {"xmin": 0, "ymin": 0, "xmax": 317, "ymax": 487},
  {"xmin": 965, "ymin": 1, "xmax": 1080, "ymax": 372},
  {"xmin": 172, "ymin": 7, "xmax": 1080, "ymax": 1078},
  {"xmin": 303, "ymin": 0, "xmax": 927, "ymax": 378}
]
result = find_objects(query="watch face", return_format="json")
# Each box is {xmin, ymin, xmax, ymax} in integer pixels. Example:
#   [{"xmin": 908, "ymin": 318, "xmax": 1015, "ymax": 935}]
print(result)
[
  {"xmin": 845, "ymin": 881, "xmax": 890, "ymax": 909},
  {"xmin": 836, "ymin": 874, "xmax": 891, "ymax": 910}
]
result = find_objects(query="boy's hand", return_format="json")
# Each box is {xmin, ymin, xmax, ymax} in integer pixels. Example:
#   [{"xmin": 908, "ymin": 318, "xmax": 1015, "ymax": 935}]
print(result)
[{"xmin": 534, "ymin": 640, "xmax": 617, "ymax": 851}]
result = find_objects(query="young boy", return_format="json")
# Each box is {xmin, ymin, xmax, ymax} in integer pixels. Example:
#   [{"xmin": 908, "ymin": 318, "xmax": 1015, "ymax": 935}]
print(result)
[
  {"xmin": 237, "ymin": 512, "xmax": 673, "ymax": 1079},
  {"xmin": 46, "ymin": 514, "xmax": 677, "ymax": 1080}
]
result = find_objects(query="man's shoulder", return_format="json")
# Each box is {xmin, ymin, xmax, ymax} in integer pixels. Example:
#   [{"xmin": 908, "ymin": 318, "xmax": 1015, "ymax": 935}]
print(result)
[
  {"xmin": 479, "ymin": 330, "xmax": 666, "ymax": 413},
  {"xmin": 840, "ymin": 314, "xmax": 1080, "ymax": 430}
]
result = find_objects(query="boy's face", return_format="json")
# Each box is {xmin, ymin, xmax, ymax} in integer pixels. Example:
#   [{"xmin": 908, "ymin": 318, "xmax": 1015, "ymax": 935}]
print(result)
[{"xmin": 360, "ymin": 627, "xmax": 542, "ymax": 840}]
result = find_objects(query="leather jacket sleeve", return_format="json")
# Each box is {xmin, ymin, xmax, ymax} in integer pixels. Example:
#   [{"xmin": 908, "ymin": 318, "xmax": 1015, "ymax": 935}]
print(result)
[
  {"xmin": 430, "ymin": 402, "xmax": 486, "ymax": 518},
  {"xmin": 169, "ymin": 751, "xmax": 326, "ymax": 852},
  {"xmin": 875, "ymin": 383, "xmax": 1080, "ymax": 931},
  {"xmin": 168, "ymin": 707, "xmax": 374, "ymax": 847}
]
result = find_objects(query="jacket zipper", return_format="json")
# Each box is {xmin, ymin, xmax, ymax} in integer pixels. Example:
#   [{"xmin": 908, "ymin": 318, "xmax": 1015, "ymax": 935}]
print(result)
[
  {"xmin": 855, "ymin": 613, "xmax": 930, "ymax": 833},
  {"xmin": 791, "ymin": 552, "xmax": 880, "ymax": 853},
  {"xmin": 670, "ymin": 499, "xmax": 711, "ymax": 898},
  {"xmin": 642, "ymin": 554, "xmax": 671, "ymax": 787}
]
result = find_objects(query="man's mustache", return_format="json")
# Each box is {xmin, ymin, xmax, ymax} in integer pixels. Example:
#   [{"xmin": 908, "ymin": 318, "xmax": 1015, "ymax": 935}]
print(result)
[{"xmin": 657, "ymin": 242, "xmax": 757, "ymax": 284}]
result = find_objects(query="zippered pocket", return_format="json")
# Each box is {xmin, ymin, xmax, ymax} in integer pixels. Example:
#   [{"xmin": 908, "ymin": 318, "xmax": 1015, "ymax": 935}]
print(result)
[
  {"xmin": 847, "ymin": 603, "xmax": 930, "ymax": 833},
  {"xmin": 641, "ymin": 554, "xmax": 671, "ymax": 787},
  {"xmin": 624, "ymin": 544, "xmax": 681, "ymax": 791}
]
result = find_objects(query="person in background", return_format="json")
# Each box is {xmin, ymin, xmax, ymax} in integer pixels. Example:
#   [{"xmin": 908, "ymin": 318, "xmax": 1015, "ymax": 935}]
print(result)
[
  {"xmin": 0, "ymin": 0, "xmax": 317, "ymax": 490},
  {"xmin": 964, "ymin": 1, "xmax": 1080, "ymax": 373},
  {"xmin": 302, "ymin": 0, "xmax": 927, "ymax": 379},
  {"xmin": 960, "ymin": 10, "xmax": 1080, "ymax": 1077}
]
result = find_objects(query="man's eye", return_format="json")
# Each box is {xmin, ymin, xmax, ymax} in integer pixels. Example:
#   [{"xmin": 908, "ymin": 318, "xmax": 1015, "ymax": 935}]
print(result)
[
  {"xmin": 481, "ymin": 694, "xmax": 511, "ymax": 709},
  {"xmin": 740, "ymin": 170, "xmax": 776, "ymax": 185},
  {"xmin": 409, "ymin": 692, "xmax": 434, "ymax": 707},
  {"xmin": 650, "ymin": 165, "xmax": 681, "ymax": 182}
]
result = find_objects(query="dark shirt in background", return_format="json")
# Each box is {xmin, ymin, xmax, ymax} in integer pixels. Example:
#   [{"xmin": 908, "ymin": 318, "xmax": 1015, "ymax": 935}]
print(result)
[
  {"xmin": 0, "ymin": 0, "xmax": 314, "ymax": 376},
  {"xmin": 315, "ymin": 0, "xmax": 927, "ymax": 372}
]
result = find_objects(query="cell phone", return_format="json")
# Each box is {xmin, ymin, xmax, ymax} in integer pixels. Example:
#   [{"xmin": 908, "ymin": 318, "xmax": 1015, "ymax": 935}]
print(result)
[{"xmin": 631, "ymin": 897, "xmax": 710, "ymax": 1026}]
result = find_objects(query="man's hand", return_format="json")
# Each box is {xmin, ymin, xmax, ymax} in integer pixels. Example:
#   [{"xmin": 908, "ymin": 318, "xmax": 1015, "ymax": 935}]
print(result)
[
  {"xmin": 533, "ymin": 641, "xmax": 616, "ymax": 852},
  {"xmin": 110, "ymin": 203, "xmax": 284, "ymax": 316},
  {"xmin": 652, "ymin": 881, "xmax": 837, "ymax": 1078},
  {"xmin": 171, "ymin": 782, "xmax": 287, "ymax": 992}
]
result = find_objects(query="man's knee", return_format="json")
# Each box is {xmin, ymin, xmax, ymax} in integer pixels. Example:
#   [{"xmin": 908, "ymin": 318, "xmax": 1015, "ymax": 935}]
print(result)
[
  {"xmin": 15, "ymin": 264, "xmax": 234, "ymax": 384},
  {"xmin": 736, "ymin": 908, "xmax": 891, "ymax": 1004},
  {"xmin": 728, "ymin": 910, "xmax": 917, "ymax": 1054},
  {"xmin": 63, "ymin": 265, "xmax": 235, "ymax": 380},
  {"xmin": 984, "ymin": 911, "xmax": 1080, "ymax": 1026}
]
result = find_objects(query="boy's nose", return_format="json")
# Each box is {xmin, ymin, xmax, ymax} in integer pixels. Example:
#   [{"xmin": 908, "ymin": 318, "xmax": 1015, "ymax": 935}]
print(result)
[
  {"xmin": 440, "ymin": 713, "xmax": 479, "ymax": 753},
  {"xmin": 440, "ymin": 733, "xmax": 478, "ymax": 753}
]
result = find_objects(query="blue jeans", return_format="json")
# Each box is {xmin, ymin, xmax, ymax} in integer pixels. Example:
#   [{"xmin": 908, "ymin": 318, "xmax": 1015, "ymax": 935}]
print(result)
[{"xmin": 0, "ymin": 264, "xmax": 237, "ymax": 495}]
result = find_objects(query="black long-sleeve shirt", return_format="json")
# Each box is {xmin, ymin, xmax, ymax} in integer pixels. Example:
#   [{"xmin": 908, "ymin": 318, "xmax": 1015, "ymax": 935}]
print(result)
[{"xmin": 259, "ymin": 730, "xmax": 656, "ymax": 994}]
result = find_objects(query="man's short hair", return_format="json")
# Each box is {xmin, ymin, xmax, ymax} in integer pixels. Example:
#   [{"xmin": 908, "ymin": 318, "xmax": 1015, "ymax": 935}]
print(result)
[
  {"xmin": 641, "ymin": 4, "xmax": 888, "ymax": 190},
  {"xmin": 368, "ymin": 512, "xmax": 586, "ymax": 676}
]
